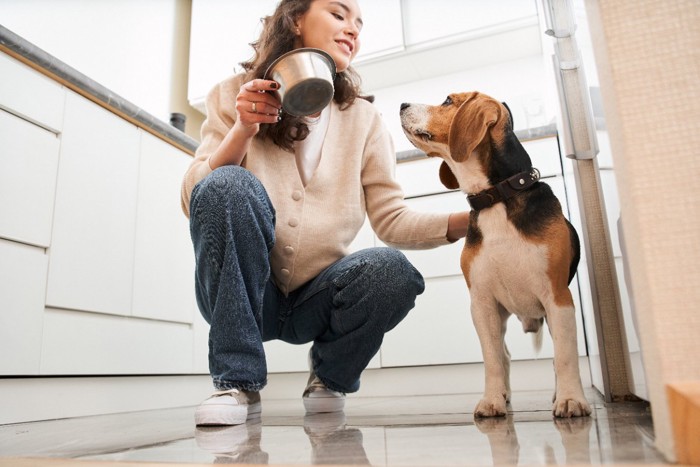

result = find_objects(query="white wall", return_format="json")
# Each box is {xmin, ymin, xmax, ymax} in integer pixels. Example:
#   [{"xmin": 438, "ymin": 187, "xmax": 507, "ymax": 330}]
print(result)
[{"xmin": 0, "ymin": 0, "xmax": 186, "ymax": 128}]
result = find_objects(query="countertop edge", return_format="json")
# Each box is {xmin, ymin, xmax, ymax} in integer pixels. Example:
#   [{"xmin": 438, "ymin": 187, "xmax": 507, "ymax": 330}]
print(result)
[{"xmin": 0, "ymin": 25, "xmax": 199, "ymax": 155}]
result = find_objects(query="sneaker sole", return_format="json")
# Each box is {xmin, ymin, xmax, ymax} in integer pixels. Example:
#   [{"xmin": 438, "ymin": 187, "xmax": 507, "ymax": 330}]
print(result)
[
  {"xmin": 303, "ymin": 396, "xmax": 345, "ymax": 414},
  {"xmin": 195, "ymin": 402, "xmax": 262, "ymax": 426}
]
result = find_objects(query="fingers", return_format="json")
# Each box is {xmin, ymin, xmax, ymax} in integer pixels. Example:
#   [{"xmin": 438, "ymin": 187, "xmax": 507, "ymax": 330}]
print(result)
[{"xmin": 237, "ymin": 79, "xmax": 282, "ymax": 124}]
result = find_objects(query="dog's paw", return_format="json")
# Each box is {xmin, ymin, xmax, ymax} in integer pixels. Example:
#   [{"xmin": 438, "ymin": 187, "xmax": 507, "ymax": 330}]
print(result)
[
  {"xmin": 552, "ymin": 396, "xmax": 592, "ymax": 418},
  {"xmin": 474, "ymin": 397, "xmax": 508, "ymax": 418}
]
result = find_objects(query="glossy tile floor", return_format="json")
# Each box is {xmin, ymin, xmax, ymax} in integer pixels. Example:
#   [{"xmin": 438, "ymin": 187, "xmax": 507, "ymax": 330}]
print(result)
[{"xmin": 0, "ymin": 389, "xmax": 669, "ymax": 466}]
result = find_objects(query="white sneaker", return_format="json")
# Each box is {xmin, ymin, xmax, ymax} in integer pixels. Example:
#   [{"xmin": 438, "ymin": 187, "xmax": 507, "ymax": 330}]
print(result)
[
  {"xmin": 303, "ymin": 374, "xmax": 345, "ymax": 413},
  {"xmin": 195, "ymin": 388, "xmax": 262, "ymax": 426}
]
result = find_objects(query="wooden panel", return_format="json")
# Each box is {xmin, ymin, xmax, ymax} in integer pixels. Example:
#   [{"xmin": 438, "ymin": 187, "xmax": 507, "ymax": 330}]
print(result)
[
  {"xmin": 0, "ymin": 110, "xmax": 60, "ymax": 247},
  {"xmin": 46, "ymin": 91, "xmax": 140, "ymax": 316},
  {"xmin": 0, "ymin": 52, "xmax": 65, "ymax": 132},
  {"xmin": 667, "ymin": 382, "xmax": 700, "ymax": 465},
  {"xmin": 131, "ymin": 132, "xmax": 196, "ymax": 324},
  {"xmin": 0, "ymin": 239, "xmax": 47, "ymax": 375}
]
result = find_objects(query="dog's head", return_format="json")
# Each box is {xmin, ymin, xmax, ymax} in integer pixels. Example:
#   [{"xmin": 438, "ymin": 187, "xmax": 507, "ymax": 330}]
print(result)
[{"xmin": 400, "ymin": 92, "xmax": 513, "ymax": 190}]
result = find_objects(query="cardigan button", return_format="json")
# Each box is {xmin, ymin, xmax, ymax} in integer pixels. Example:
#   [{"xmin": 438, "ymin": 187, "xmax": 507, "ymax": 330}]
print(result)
[
  {"xmin": 284, "ymin": 246, "xmax": 294, "ymax": 255},
  {"xmin": 280, "ymin": 268, "xmax": 290, "ymax": 276},
  {"xmin": 288, "ymin": 217, "xmax": 299, "ymax": 227},
  {"xmin": 292, "ymin": 190, "xmax": 303, "ymax": 201}
]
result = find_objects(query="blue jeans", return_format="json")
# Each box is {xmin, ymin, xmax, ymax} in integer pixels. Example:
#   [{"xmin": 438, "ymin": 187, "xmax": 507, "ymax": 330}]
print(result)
[{"xmin": 189, "ymin": 166, "xmax": 425, "ymax": 393}]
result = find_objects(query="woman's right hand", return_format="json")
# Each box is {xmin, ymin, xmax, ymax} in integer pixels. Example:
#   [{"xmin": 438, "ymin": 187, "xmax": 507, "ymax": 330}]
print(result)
[
  {"xmin": 234, "ymin": 79, "xmax": 282, "ymax": 137},
  {"xmin": 208, "ymin": 79, "xmax": 283, "ymax": 170}
]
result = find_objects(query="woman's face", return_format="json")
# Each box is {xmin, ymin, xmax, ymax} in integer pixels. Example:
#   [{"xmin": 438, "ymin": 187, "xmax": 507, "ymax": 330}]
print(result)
[{"xmin": 295, "ymin": 0, "xmax": 363, "ymax": 73}]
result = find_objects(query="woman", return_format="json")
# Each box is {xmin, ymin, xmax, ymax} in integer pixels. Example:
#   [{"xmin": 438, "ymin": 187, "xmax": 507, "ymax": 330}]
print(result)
[{"xmin": 181, "ymin": 0, "xmax": 469, "ymax": 426}]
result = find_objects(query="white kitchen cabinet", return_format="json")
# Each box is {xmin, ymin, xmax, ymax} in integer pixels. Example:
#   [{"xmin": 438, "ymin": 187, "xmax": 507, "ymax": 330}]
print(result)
[
  {"xmin": 0, "ymin": 239, "xmax": 48, "ymax": 375},
  {"xmin": 131, "ymin": 132, "xmax": 197, "ymax": 324},
  {"xmin": 46, "ymin": 91, "xmax": 141, "ymax": 316},
  {"xmin": 0, "ymin": 52, "xmax": 64, "ymax": 132},
  {"xmin": 39, "ymin": 308, "xmax": 194, "ymax": 375},
  {"xmin": 381, "ymin": 274, "xmax": 480, "ymax": 366},
  {"xmin": 401, "ymin": 0, "xmax": 538, "ymax": 46},
  {"xmin": 0, "ymin": 109, "xmax": 60, "ymax": 247}
]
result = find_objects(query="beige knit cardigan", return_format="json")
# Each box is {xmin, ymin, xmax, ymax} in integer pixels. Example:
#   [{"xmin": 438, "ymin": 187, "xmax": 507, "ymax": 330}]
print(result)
[{"xmin": 181, "ymin": 74, "xmax": 452, "ymax": 294}]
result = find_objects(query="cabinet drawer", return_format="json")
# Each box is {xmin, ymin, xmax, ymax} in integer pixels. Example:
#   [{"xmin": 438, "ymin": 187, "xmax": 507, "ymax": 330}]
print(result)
[
  {"xmin": 0, "ymin": 110, "xmax": 60, "ymax": 247},
  {"xmin": 396, "ymin": 157, "xmax": 445, "ymax": 198},
  {"xmin": 40, "ymin": 308, "xmax": 194, "ymax": 375},
  {"xmin": 0, "ymin": 239, "xmax": 48, "ymax": 375},
  {"xmin": 381, "ymin": 274, "xmax": 481, "ymax": 367},
  {"xmin": 0, "ymin": 52, "xmax": 65, "ymax": 132}
]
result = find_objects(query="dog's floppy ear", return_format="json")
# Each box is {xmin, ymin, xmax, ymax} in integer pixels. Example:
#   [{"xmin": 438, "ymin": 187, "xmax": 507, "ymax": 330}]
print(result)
[
  {"xmin": 448, "ymin": 96, "xmax": 501, "ymax": 163},
  {"xmin": 439, "ymin": 162, "xmax": 459, "ymax": 190}
]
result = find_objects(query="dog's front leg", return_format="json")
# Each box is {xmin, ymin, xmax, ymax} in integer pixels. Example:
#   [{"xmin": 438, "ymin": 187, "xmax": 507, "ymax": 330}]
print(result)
[
  {"xmin": 472, "ymin": 297, "xmax": 510, "ymax": 417},
  {"xmin": 546, "ymin": 300, "xmax": 592, "ymax": 418}
]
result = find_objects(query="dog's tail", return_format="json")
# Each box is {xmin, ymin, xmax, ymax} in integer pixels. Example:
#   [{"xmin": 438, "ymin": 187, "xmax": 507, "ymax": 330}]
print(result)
[
  {"xmin": 522, "ymin": 317, "xmax": 545, "ymax": 357},
  {"xmin": 532, "ymin": 325, "xmax": 544, "ymax": 357}
]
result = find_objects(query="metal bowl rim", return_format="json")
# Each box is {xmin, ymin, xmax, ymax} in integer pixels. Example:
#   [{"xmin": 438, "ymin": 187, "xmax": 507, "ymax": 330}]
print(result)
[{"xmin": 263, "ymin": 47, "xmax": 337, "ymax": 81}]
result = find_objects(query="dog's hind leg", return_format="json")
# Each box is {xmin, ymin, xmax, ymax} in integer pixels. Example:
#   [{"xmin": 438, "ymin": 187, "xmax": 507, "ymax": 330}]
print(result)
[
  {"xmin": 472, "ymin": 297, "xmax": 511, "ymax": 418},
  {"xmin": 545, "ymin": 294, "xmax": 592, "ymax": 418}
]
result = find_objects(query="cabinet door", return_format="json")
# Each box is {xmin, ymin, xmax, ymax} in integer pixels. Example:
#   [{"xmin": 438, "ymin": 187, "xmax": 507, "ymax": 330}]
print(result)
[
  {"xmin": 0, "ymin": 110, "xmax": 60, "ymax": 247},
  {"xmin": 46, "ymin": 91, "xmax": 140, "ymax": 316},
  {"xmin": 0, "ymin": 239, "xmax": 48, "ymax": 375},
  {"xmin": 40, "ymin": 308, "xmax": 194, "ymax": 375},
  {"xmin": 131, "ymin": 132, "xmax": 196, "ymax": 324}
]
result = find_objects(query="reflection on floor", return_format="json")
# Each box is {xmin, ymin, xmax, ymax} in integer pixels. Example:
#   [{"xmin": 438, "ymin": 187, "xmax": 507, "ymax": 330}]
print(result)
[{"xmin": 0, "ymin": 389, "xmax": 669, "ymax": 466}]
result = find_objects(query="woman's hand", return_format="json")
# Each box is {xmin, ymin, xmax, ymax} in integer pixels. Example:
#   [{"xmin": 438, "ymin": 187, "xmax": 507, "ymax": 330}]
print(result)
[
  {"xmin": 233, "ymin": 79, "xmax": 283, "ymax": 137},
  {"xmin": 209, "ymin": 79, "xmax": 282, "ymax": 170},
  {"xmin": 447, "ymin": 211, "xmax": 470, "ymax": 242}
]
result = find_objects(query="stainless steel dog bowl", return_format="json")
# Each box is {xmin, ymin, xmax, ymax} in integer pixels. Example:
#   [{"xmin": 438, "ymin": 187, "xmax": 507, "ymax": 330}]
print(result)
[{"xmin": 264, "ymin": 48, "xmax": 336, "ymax": 117}]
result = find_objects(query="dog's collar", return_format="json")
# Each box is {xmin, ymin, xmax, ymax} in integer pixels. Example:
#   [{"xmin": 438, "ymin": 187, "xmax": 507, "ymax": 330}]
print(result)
[{"xmin": 467, "ymin": 168, "xmax": 540, "ymax": 211}]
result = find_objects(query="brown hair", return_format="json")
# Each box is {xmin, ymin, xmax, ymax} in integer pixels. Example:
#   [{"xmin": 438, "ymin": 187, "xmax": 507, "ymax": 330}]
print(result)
[{"xmin": 240, "ymin": 0, "xmax": 373, "ymax": 152}]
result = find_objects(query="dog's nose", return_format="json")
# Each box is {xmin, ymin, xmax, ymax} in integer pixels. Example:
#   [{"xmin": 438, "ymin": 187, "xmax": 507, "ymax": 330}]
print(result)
[{"xmin": 400, "ymin": 103, "xmax": 410, "ymax": 111}]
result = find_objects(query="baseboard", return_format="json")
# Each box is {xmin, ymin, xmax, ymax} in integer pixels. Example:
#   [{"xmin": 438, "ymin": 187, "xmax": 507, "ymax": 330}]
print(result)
[{"xmin": 1, "ymin": 357, "xmax": 591, "ymax": 425}]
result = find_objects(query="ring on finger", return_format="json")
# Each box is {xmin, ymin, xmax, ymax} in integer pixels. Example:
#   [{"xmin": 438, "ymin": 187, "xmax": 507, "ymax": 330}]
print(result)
[{"xmin": 252, "ymin": 102, "xmax": 257, "ymax": 113}]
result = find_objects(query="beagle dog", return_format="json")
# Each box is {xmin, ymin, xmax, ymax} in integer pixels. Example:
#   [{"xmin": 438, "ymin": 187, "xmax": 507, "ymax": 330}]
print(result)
[{"xmin": 400, "ymin": 92, "xmax": 591, "ymax": 418}]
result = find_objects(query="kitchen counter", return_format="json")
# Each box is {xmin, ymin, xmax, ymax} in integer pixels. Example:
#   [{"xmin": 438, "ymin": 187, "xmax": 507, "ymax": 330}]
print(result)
[{"xmin": 0, "ymin": 25, "xmax": 198, "ymax": 155}]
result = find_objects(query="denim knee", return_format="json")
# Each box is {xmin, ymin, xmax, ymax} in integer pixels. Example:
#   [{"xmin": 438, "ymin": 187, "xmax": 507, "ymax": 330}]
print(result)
[
  {"xmin": 190, "ymin": 166, "xmax": 275, "ymax": 249},
  {"xmin": 368, "ymin": 247, "xmax": 425, "ymax": 295},
  {"xmin": 376, "ymin": 248, "xmax": 424, "ymax": 313},
  {"xmin": 334, "ymin": 247, "xmax": 425, "ymax": 333},
  {"xmin": 191, "ymin": 166, "xmax": 272, "ymax": 218}
]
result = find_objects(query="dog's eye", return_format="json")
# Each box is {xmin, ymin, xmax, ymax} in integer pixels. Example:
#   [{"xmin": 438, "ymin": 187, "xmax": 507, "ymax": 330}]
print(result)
[{"xmin": 441, "ymin": 96, "xmax": 453, "ymax": 106}]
